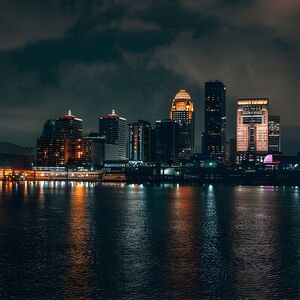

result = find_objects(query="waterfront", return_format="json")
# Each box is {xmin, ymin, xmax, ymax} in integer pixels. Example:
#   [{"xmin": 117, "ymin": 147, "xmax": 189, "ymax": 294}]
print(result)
[{"xmin": 0, "ymin": 182, "xmax": 300, "ymax": 299}]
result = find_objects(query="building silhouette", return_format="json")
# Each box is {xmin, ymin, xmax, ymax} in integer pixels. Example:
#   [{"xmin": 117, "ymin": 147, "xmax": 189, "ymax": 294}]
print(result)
[
  {"xmin": 55, "ymin": 110, "xmax": 83, "ymax": 139},
  {"xmin": 203, "ymin": 81, "xmax": 226, "ymax": 162},
  {"xmin": 37, "ymin": 110, "xmax": 84, "ymax": 167},
  {"xmin": 99, "ymin": 109, "xmax": 127, "ymax": 160},
  {"xmin": 128, "ymin": 120, "xmax": 154, "ymax": 163},
  {"xmin": 155, "ymin": 119, "xmax": 179, "ymax": 165}
]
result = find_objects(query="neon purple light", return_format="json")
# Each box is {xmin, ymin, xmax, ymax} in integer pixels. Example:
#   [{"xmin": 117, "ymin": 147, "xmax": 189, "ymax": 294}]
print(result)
[{"xmin": 264, "ymin": 154, "xmax": 273, "ymax": 164}]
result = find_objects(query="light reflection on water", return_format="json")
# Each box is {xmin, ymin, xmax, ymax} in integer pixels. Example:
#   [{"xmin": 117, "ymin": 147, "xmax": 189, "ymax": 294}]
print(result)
[{"xmin": 0, "ymin": 182, "xmax": 300, "ymax": 299}]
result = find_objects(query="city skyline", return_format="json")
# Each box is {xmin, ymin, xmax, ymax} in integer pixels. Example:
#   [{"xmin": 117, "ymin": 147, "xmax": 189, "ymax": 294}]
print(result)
[
  {"xmin": 0, "ymin": 1, "xmax": 299, "ymax": 154},
  {"xmin": 5, "ymin": 85, "xmax": 297, "ymax": 155}
]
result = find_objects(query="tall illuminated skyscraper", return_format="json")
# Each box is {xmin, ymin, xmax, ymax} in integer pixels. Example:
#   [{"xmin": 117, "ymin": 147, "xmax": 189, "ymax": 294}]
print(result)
[
  {"xmin": 268, "ymin": 116, "xmax": 281, "ymax": 153},
  {"xmin": 236, "ymin": 99, "xmax": 269, "ymax": 163},
  {"xmin": 37, "ymin": 110, "xmax": 83, "ymax": 167},
  {"xmin": 99, "ymin": 109, "xmax": 127, "ymax": 160},
  {"xmin": 55, "ymin": 110, "xmax": 83, "ymax": 139},
  {"xmin": 203, "ymin": 81, "xmax": 226, "ymax": 162},
  {"xmin": 170, "ymin": 89, "xmax": 195, "ymax": 159},
  {"xmin": 128, "ymin": 120, "xmax": 154, "ymax": 163}
]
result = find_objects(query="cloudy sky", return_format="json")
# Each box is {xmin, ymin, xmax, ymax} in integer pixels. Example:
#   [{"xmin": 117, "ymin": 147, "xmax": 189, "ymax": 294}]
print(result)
[{"xmin": 0, "ymin": 0, "xmax": 299, "ymax": 153}]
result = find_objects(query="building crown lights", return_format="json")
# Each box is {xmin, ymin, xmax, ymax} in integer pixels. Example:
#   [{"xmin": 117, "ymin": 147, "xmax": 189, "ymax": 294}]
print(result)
[{"xmin": 174, "ymin": 89, "xmax": 191, "ymax": 101}]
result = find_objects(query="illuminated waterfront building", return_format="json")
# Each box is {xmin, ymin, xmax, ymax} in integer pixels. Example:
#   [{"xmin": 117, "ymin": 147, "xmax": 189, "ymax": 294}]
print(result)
[
  {"xmin": 170, "ymin": 89, "xmax": 195, "ymax": 160},
  {"xmin": 99, "ymin": 110, "xmax": 127, "ymax": 160},
  {"xmin": 55, "ymin": 110, "xmax": 83, "ymax": 139},
  {"xmin": 236, "ymin": 98, "xmax": 269, "ymax": 163},
  {"xmin": 203, "ymin": 81, "xmax": 226, "ymax": 162},
  {"xmin": 36, "ymin": 138, "xmax": 68, "ymax": 167},
  {"xmin": 268, "ymin": 116, "xmax": 281, "ymax": 153},
  {"xmin": 37, "ymin": 111, "xmax": 85, "ymax": 167},
  {"xmin": 155, "ymin": 119, "xmax": 180, "ymax": 164},
  {"xmin": 83, "ymin": 133, "xmax": 120, "ymax": 168},
  {"xmin": 128, "ymin": 120, "xmax": 154, "ymax": 163}
]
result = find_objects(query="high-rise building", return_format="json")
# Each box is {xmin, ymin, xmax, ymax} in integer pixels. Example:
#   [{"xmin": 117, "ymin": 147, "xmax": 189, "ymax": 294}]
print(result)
[
  {"xmin": 41, "ymin": 119, "xmax": 56, "ymax": 138},
  {"xmin": 155, "ymin": 119, "xmax": 180, "ymax": 165},
  {"xmin": 84, "ymin": 133, "xmax": 121, "ymax": 168},
  {"xmin": 170, "ymin": 89, "xmax": 195, "ymax": 160},
  {"xmin": 37, "ymin": 110, "xmax": 84, "ymax": 168},
  {"xmin": 268, "ymin": 116, "xmax": 281, "ymax": 153},
  {"xmin": 236, "ymin": 98, "xmax": 269, "ymax": 163},
  {"xmin": 55, "ymin": 110, "xmax": 83, "ymax": 139},
  {"xmin": 128, "ymin": 120, "xmax": 154, "ymax": 163},
  {"xmin": 99, "ymin": 109, "xmax": 127, "ymax": 160},
  {"xmin": 36, "ymin": 138, "xmax": 68, "ymax": 167},
  {"xmin": 203, "ymin": 81, "xmax": 226, "ymax": 162}
]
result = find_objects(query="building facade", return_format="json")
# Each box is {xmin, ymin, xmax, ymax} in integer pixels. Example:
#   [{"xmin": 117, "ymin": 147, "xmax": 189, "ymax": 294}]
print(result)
[
  {"xmin": 41, "ymin": 119, "xmax": 56, "ymax": 139},
  {"xmin": 170, "ymin": 89, "xmax": 195, "ymax": 160},
  {"xmin": 36, "ymin": 138, "xmax": 68, "ymax": 167},
  {"xmin": 203, "ymin": 81, "xmax": 226, "ymax": 162},
  {"xmin": 83, "ymin": 134, "xmax": 121, "ymax": 168},
  {"xmin": 155, "ymin": 119, "xmax": 180, "ymax": 165},
  {"xmin": 268, "ymin": 115, "xmax": 281, "ymax": 153},
  {"xmin": 37, "ymin": 111, "xmax": 84, "ymax": 168},
  {"xmin": 236, "ymin": 99, "xmax": 269, "ymax": 163},
  {"xmin": 128, "ymin": 120, "xmax": 154, "ymax": 163},
  {"xmin": 55, "ymin": 110, "xmax": 83, "ymax": 139},
  {"xmin": 99, "ymin": 109, "xmax": 127, "ymax": 161}
]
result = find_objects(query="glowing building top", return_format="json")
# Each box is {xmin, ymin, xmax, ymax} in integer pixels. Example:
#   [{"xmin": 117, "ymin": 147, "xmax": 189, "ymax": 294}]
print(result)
[
  {"xmin": 174, "ymin": 89, "xmax": 192, "ymax": 101},
  {"xmin": 170, "ymin": 89, "xmax": 195, "ymax": 159},
  {"xmin": 171, "ymin": 89, "xmax": 194, "ymax": 120}
]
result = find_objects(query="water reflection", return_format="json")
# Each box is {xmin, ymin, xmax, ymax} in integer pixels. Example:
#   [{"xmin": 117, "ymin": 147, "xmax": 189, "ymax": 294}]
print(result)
[
  {"xmin": 63, "ymin": 183, "xmax": 95, "ymax": 298},
  {"xmin": 116, "ymin": 185, "xmax": 152, "ymax": 297},
  {"xmin": 0, "ymin": 183, "xmax": 300, "ymax": 298},
  {"xmin": 167, "ymin": 186, "xmax": 200, "ymax": 298}
]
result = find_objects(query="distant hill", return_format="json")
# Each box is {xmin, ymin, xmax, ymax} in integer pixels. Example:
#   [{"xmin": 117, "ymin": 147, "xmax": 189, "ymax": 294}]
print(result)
[{"xmin": 0, "ymin": 142, "xmax": 35, "ymax": 156}]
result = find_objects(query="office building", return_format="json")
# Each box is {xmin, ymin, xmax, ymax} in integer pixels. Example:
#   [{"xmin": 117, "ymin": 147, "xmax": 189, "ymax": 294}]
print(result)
[
  {"xmin": 128, "ymin": 120, "xmax": 154, "ymax": 163},
  {"xmin": 203, "ymin": 81, "xmax": 226, "ymax": 162},
  {"xmin": 170, "ymin": 89, "xmax": 195, "ymax": 159},
  {"xmin": 99, "ymin": 109, "xmax": 127, "ymax": 160},
  {"xmin": 236, "ymin": 98, "xmax": 269, "ymax": 163},
  {"xmin": 37, "ymin": 110, "xmax": 84, "ymax": 168},
  {"xmin": 83, "ymin": 133, "xmax": 120, "ymax": 168},
  {"xmin": 36, "ymin": 138, "xmax": 68, "ymax": 167},
  {"xmin": 269, "ymin": 116, "xmax": 281, "ymax": 153},
  {"xmin": 155, "ymin": 119, "xmax": 180, "ymax": 165},
  {"xmin": 55, "ymin": 110, "xmax": 83, "ymax": 139},
  {"xmin": 41, "ymin": 119, "xmax": 56, "ymax": 139}
]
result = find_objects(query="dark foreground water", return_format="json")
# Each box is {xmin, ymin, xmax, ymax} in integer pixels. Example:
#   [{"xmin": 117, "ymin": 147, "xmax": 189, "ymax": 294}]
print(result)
[{"xmin": 0, "ymin": 182, "xmax": 300, "ymax": 299}]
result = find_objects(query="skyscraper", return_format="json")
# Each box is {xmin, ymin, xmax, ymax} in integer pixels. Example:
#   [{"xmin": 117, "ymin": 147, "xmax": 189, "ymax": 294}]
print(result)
[
  {"xmin": 170, "ymin": 89, "xmax": 195, "ymax": 159},
  {"xmin": 128, "ymin": 120, "xmax": 154, "ymax": 163},
  {"xmin": 36, "ymin": 138, "xmax": 68, "ymax": 167},
  {"xmin": 236, "ymin": 98, "xmax": 269, "ymax": 163},
  {"xmin": 203, "ymin": 81, "xmax": 226, "ymax": 162},
  {"xmin": 36, "ymin": 110, "xmax": 84, "ymax": 168},
  {"xmin": 55, "ymin": 110, "xmax": 83, "ymax": 139},
  {"xmin": 41, "ymin": 119, "xmax": 56, "ymax": 139},
  {"xmin": 268, "ymin": 116, "xmax": 281, "ymax": 153},
  {"xmin": 155, "ymin": 119, "xmax": 180, "ymax": 165},
  {"xmin": 99, "ymin": 109, "xmax": 127, "ymax": 160}
]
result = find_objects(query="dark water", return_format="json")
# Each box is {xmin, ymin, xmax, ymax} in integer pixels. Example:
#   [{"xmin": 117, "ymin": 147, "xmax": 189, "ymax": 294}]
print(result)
[{"xmin": 0, "ymin": 182, "xmax": 300, "ymax": 299}]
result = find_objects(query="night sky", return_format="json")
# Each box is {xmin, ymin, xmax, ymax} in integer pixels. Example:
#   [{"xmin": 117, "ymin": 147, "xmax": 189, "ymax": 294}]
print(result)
[{"xmin": 0, "ymin": 0, "xmax": 299, "ymax": 154}]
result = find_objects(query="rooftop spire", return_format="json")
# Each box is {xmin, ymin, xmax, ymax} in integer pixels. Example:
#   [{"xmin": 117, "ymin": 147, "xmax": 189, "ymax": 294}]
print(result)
[{"xmin": 68, "ymin": 109, "xmax": 72, "ymax": 116}]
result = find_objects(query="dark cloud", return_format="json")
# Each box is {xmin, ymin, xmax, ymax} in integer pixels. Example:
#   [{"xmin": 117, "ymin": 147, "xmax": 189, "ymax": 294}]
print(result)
[{"xmin": 0, "ymin": 0, "xmax": 299, "ymax": 154}]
